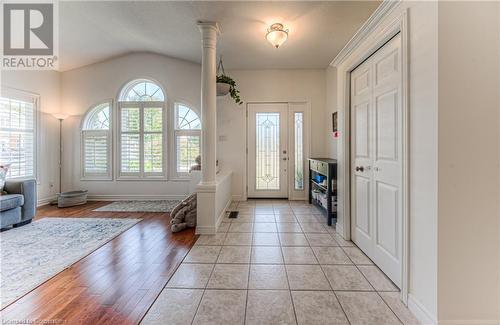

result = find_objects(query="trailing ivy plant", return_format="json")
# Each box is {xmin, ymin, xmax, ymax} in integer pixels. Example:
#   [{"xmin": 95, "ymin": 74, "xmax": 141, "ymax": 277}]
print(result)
[{"xmin": 217, "ymin": 74, "xmax": 242, "ymax": 105}]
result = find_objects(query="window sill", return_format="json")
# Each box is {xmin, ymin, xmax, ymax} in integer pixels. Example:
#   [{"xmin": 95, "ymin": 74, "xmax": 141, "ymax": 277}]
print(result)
[
  {"xmin": 81, "ymin": 177, "xmax": 113, "ymax": 181},
  {"xmin": 116, "ymin": 176, "xmax": 168, "ymax": 181}
]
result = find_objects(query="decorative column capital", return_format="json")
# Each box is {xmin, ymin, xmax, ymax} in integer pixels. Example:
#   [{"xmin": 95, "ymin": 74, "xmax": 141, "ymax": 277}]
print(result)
[{"xmin": 197, "ymin": 21, "xmax": 220, "ymax": 49}]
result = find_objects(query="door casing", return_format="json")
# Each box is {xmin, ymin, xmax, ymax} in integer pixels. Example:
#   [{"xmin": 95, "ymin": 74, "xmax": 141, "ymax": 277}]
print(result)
[{"xmin": 333, "ymin": 11, "xmax": 410, "ymax": 304}]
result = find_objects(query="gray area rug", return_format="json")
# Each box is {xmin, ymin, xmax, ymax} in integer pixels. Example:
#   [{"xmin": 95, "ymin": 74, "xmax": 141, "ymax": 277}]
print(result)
[
  {"xmin": 0, "ymin": 217, "xmax": 141, "ymax": 308},
  {"xmin": 93, "ymin": 200, "xmax": 181, "ymax": 213}
]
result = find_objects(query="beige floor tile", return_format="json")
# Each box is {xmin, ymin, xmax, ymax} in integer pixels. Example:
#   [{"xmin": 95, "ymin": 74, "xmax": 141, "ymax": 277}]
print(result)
[
  {"xmin": 322, "ymin": 265, "xmax": 373, "ymax": 291},
  {"xmin": 217, "ymin": 246, "xmax": 251, "ymax": 263},
  {"xmin": 274, "ymin": 215, "xmax": 298, "ymax": 223},
  {"xmin": 279, "ymin": 233, "xmax": 310, "ymax": 246},
  {"xmin": 184, "ymin": 246, "xmax": 221, "ymax": 263},
  {"xmin": 358, "ymin": 265, "xmax": 398, "ymax": 292},
  {"xmin": 192, "ymin": 289, "xmax": 246, "ymax": 325},
  {"xmin": 228, "ymin": 222, "xmax": 253, "ymax": 233},
  {"xmin": 380, "ymin": 291, "xmax": 420, "ymax": 325},
  {"xmin": 274, "ymin": 208, "xmax": 294, "ymax": 214},
  {"xmin": 295, "ymin": 215, "xmax": 319, "ymax": 223},
  {"xmin": 224, "ymin": 232, "xmax": 252, "ymax": 245},
  {"xmin": 251, "ymin": 246, "xmax": 284, "ymax": 264},
  {"xmin": 312, "ymin": 247, "xmax": 352, "ymax": 265},
  {"xmin": 252, "ymin": 222, "xmax": 277, "ymax": 233},
  {"xmin": 292, "ymin": 208, "xmax": 316, "ymax": 214},
  {"xmin": 343, "ymin": 246, "xmax": 374, "ymax": 265},
  {"xmin": 217, "ymin": 222, "xmax": 230, "ymax": 233},
  {"xmin": 166, "ymin": 263, "xmax": 214, "ymax": 289},
  {"xmin": 252, "ymin": 232, "xmax": 280, "ymax": 246},
  {"xmin": 249, "ymin": 264, "xmax": 289, "ymax": 289},
  {"xmin": 291, "ymin": 291, "xmax": 349, "ymax": 325},
  {"xmin": 300, "ymin": 222, "xmax": 328, "ymax": 233},
  {"xmin": 305, "ymin": 233, "xmax": 339, "ymax": 246},
  {"xmin": 285, "ymin": 265, "xmax": 330, "ymax": 290},
  {"xmin": 140, "ymin": 288, "xmax": 203, "ymax": 325},
  {"xmin": 255, "ymin": 207, "xmax": 275, "ymax": 215},
  {"xmin": 246, "ymin": 290, "xmax": 297, "ymax": 325},
  {"xmin": 254, "ymin": 215, "xmax": 276, "ymax": 223},
  {"xmin": 282, "ymin": 247, "xmax": 318, "ymax": 264},
  {"xmin": 331, "ymin": 233, "xmax": 355, "ymax": 247},
  {"xmin": 336, "ymin": 291, "xmax": 401, "ymax": 325},
  {"xmin": 207, "ymin": 264, "xmax": 249, "ymax": 289},
  {"xmin": 195, "ymin": 234, "xmax": 227, "ymax": 246},
  {"xmin": 231, "ymin": 214, "xmax": 255, "ymax": 223},
  {"xmin": 277, "ymin": 223, "xmax": 304, "ymax": 233}
]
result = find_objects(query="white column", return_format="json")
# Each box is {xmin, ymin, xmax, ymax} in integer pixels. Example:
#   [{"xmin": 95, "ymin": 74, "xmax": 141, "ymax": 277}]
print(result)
[{"xmin": 198, "ymin": 22, "xmax": 219, "ymax": 184}]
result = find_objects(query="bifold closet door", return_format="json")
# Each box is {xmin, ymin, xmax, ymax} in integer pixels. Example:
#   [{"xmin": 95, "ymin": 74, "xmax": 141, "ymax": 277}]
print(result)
[{"xmin": 351, "ymin": 34, "xmax": 403, "ymax": 288}]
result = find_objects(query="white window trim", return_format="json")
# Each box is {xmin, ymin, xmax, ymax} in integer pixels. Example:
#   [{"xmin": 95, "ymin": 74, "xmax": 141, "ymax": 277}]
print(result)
[
  {"xmin": 0, "ymin": 87, "xmax": 40, "ymax": 182},
  {"xmin": 117, "ymin": 101, "xmax": 167, "ymax": 180},
  {"xmin": 80, "ymin": 100, "xmax": 113, "ymax": 181},
  {"xmin": 172, "ymin": 102, "xmax": 201, "ymax": 179}
]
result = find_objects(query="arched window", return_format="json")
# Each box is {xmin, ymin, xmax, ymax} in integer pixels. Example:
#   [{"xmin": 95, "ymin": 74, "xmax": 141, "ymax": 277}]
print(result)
[
  {"xmin": 118, "ymin": 79, "xmax": 166, "ymax": 178},
  {"xmin": 119, "ymin": 79, "xmax": 165, "ymax": 102},
  {"xmin": 175, "ymin": 103, "xmax": 201, "ymax": 174},
  {"xmin": 81, "ymin": 102, "xmax": 112, "ymax": 179}
]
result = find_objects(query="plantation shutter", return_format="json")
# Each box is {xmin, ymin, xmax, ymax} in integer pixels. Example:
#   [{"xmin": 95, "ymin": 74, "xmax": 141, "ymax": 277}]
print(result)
[
  {"xmin": 83, "ymin": 131, "xmax": 110, "ymax": 175},
  {"xmin": 0, "ymin": 96, "xmax": 36, "ymax": 178}
]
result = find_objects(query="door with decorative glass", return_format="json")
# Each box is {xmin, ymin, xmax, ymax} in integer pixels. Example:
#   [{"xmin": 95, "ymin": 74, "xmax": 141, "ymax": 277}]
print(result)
[{"xmin": 247, "ymin": 103, "xmax": 309, "ymax": 199}]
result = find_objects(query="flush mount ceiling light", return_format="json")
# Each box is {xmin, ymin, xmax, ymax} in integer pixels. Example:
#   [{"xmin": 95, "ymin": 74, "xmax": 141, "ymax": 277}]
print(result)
[{"xmin": 266, "ymin": 23, "xmax": 288, "ymax": 48}]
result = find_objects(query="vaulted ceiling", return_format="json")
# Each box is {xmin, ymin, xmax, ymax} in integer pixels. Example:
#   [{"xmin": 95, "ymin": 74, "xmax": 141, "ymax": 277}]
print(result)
[{"xmin": 59, "ymin": 1, "xmax": 380, "ymax": 71}]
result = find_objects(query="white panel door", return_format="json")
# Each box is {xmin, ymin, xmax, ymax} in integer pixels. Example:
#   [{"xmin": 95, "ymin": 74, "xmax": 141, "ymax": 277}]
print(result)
[
  {"xmin": 351, "ymin": 34, "xmax": 403, "ymax": 287},
  {"xmin": 248, "ymin": 103, "xmax": 288, "ymax": 198}
]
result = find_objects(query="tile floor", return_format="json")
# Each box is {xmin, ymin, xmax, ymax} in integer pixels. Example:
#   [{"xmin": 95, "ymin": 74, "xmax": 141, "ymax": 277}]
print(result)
[{"xmin": 141, "ymin": 200, "xmax": 420, "ymax": 325}]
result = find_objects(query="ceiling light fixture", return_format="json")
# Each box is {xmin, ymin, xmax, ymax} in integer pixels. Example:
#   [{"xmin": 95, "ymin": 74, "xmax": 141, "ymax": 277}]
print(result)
[{"xmin": 266, "ymin": 23, "xmax": 288, "ymax": 48}]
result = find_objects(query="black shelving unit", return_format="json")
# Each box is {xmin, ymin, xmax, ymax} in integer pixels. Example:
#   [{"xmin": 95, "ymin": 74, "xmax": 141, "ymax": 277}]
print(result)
[{"xmin": 308, "ymin": 158, "xmax": 337, "ymax": 226}]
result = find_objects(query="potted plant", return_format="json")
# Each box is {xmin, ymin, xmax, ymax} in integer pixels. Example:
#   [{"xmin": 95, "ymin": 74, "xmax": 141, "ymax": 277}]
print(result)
[
  {"xmin": 216, "ymin": 57, "xmax": 242, "ymax": 105},
  {"xmin": 217, "ymin": 74, "xmax": 242, "ymax": 105}
]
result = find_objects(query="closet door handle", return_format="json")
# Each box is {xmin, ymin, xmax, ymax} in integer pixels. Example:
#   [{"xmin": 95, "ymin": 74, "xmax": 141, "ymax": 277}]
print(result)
[{"xmin": 355, "ymin": 166, "xmax": 364, "ymax": 172}]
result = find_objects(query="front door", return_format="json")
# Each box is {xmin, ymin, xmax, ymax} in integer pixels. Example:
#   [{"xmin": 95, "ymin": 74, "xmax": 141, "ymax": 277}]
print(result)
[
  {"xmin": 247, "ymin": 103, "xmax": 289, "ymax": 198},
  {"xmin": 351, "ymin": 33, "xmax": 403, "ymax": 287}
]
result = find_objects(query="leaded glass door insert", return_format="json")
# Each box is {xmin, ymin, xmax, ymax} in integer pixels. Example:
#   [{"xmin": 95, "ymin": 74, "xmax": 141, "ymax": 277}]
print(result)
[
  {"xmin": 255, "ymin": 113, "xmax": 280, "ymax": 190},
  {"xmin": 247, "ymin": 103, "xmax": 288, "ymax": 198}
]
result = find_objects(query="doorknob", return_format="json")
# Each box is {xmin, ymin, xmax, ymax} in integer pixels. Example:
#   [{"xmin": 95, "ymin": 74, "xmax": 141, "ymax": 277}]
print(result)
[{"xmin": 355, "ymin": 166, "xmax": 364, "ymax": 172}]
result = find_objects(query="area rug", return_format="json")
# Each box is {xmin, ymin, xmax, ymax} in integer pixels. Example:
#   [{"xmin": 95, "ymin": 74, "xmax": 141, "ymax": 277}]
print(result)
[
  {"xmin": 93, "ymin": 200, "xmax": 181, "ymax": 213},
  {"xmin": 0, "ymin": 217, "xmax": 141, "ymax": 308}
]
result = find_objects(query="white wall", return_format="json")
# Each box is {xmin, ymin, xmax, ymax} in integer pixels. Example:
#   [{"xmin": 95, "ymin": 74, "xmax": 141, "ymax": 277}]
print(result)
[
  {"xmin": 325, "ymin": 65, "xmax": 338, "ymax": 158},
  {"xmin": 437, "ymin": 2, "xmax": 500, "ymax": 323},
  {"xmin": 331, "ymin": 2, "xmax": 439, "ymax": 322},
  {"xmin": 1, "ymin": 71, "xmax": 61, "ymax": 204},
  {"xmin": 216, "ymin": 69, "xmax": 326, "ymax": 200},
  {"xmin": 60, "ymin": 52, "xmax": 201, "ymax": 199}
]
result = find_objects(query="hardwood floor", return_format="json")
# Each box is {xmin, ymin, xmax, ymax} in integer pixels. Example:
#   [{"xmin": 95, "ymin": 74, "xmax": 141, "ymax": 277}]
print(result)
[{"xmin": 1, "ymin": 201, "xmax": 197, "ymax": 325}]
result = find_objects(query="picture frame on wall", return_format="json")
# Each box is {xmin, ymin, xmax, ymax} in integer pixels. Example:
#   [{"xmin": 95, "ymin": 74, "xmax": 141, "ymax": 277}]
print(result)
[{"xmin": 332, "ymin": 112, "xmax": 338, "ymax": 132}]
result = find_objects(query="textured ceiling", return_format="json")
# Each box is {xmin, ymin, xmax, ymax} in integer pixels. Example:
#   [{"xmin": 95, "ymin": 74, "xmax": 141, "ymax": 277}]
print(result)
[{"xmin": 59, "ymin": 1, "xmax": 380, "ymax": 71}]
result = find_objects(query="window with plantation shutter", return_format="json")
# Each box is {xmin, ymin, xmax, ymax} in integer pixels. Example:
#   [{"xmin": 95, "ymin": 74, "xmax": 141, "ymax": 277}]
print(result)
[
  {"xmin": 0, "ymin": 91, "xmax": 38, "ymax": 179},
  {"xmin": 118, "ymin": 79, "xmax": 166, "ymax": 179},
  {"xmin": 174, "ymin": 103, "xmax": 201, "ymax": 175},
  {"xmin": 82, "ymin": 102, "xmax": 112, "ymax": 179}
]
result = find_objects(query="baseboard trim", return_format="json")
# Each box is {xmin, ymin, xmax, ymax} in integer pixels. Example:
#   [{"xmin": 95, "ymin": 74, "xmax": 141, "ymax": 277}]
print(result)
[
  {"xmin": 195, "ymin": 226, "xmax": 216, "ymax": 235},
  {"xmin": 37, "ymin": 195, "xmax": 56, "ymax": 207},
  {"xmin": 87, "ymin": 194, "xmax": 186, "ymax": 201},
  {"xmin": 439, "ymin": 320, "xmax": 500, "ymax": 325},
  {"xmin": 408, "ymin": 294, "xmax": 437, "ymax": 325},
  {"xmin": 231, "ymin": 195, "xmax": 244, "ymax": 202},
  {"xmin": 216, "ymin": 198, "xmax": 232, "ymax": 230}
]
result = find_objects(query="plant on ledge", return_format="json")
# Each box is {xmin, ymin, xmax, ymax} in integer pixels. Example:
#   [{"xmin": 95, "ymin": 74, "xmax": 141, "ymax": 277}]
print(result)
[{"xmin": 216, "ymin": 57, "xmax": 242, "ymax": 105}]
